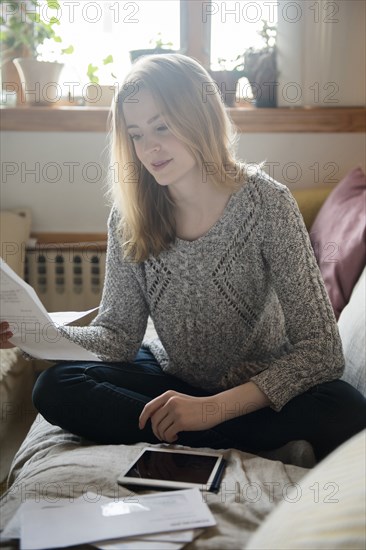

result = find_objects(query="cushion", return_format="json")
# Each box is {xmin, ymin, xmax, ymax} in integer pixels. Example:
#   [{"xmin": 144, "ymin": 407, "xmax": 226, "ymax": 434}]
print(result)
[
  {"xmin": 0, "ymin": 209, "xmax": 32, "ymax": 279},
  {"xmin": 246, "ymin": 429, "xmax": 366, "ymax": 549},
  {"xmin": 291, "ymin": 186, "xmax": 333, "ymax": 231},
  {"xmin": 309, "ymin": 166, "xmax": 366, "ymax": 319},
  {"xmin": 338, "ymin": 267, "xmax": 366, "ymax": 397},
  {"xmin": 0, "ymin": 349, "xmax": 38, "ymax": 483}
]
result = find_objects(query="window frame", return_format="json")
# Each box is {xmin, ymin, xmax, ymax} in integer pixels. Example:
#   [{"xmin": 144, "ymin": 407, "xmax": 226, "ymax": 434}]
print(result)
[{"xmin": 180, "ymin": 0, "xmax": 211, "ymax": 68}]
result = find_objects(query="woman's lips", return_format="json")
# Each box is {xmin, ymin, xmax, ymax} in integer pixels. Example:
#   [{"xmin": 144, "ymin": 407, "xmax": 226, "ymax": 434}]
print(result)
[{"xmin": 151, "ymin": 159, "xmax": 172, "ymax": 171}]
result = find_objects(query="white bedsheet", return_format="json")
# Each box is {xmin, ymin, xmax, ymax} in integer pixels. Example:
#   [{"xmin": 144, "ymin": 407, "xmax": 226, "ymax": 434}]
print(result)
[{"xmin": 0, "ymin": 415, "xmax": 308, "ymax": 548}]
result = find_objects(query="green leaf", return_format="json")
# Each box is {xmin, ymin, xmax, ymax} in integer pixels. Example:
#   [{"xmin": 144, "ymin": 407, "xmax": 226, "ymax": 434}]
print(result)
[
  {"xmin": 87, "ymin": 63, "xmax": 99, "ymax": 82},
  {"xmin": 27, "ymin": 13, "xmax": 41, "ymax": 23},
  {"xmin": 47, "ymin": 0, "xmax": 60, "ymax": 9},
  {"xmin": 103, "ymin": 55, "xmax": 113, "ymax": 65},
  {"xmin": 61, "ymin": 45, "xmax": 74, "ymax": 55},
  {"xmin": 49, "ymin": 17, "xmax": 60, "ymax": 25},
  {"xmin": 53, "ymin": 36, "xmax": 62, "ymax": 43}
]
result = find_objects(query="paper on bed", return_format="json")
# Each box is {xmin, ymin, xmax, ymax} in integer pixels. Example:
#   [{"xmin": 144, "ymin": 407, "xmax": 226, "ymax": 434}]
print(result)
[
  {"xmin": 76, "ymin": 494, "xmax": 203, "ymax": 546},
  {"xmin": 95, "ymin": 530, "xmax": 190, "ymax": 550},
  {"xmin": 95, "ymin": 539, "xmax": 183, "ymax": 549},
  {"xmin": 2, "ymin": 494, "xmax": 203, "ymax": 548},
  {"xmin": 19, "ymin": 489, "xmax": 215, "ymax": 549},
  {"xmin": 95, "ymin": 530, "xmax": 204, "ymax": 550},
  {"xmin": 97, "ymin": 528, "xmax": 204, "ymax": 544},
  {"xmin": 0, "ymin": 258, "xmax": 101, "ymax": 361},
  {"xmin": 94, "ymin": 515, "xmax": 204, "ymax": 549},
  {"xmin": 1, "ymin": 507, "xmax": 21, "ymax": 540}
]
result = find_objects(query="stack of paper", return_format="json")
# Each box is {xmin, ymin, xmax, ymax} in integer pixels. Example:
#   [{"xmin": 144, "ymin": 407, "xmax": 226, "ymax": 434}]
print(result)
[
  {"xmin": 2, "ymin": 489, "xmax": 215, "ymax": 549},
  {"xmin": 94, "ymin": 527, "xmax": 203, "ymax": 550}
]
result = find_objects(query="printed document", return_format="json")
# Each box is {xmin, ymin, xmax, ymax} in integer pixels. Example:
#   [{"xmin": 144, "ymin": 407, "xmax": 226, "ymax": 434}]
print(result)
[
  {"xmin": 2, "ymin": 494, "xmax": 204, "ymax": 549},
  {"xmin": 16, "ymin": 489, "xmax": 215, "ymax": 549},
  {"xmin": 0, "ymin": 258, "xmax": 100, "ymax": 361}
]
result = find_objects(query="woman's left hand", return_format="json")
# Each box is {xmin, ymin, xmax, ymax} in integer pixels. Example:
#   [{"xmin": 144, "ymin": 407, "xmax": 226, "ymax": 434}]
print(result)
[{"xmin": 139, "ymin": 390, "xmax": 220, "ymax": 443}]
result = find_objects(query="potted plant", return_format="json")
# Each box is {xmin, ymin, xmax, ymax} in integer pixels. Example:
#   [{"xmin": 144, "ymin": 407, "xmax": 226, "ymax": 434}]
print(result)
[
  {"xmin": 209, "ymin": 20, "xmax": 278, "ymax": 108},
  {"xmin": 0, "ymin": 0, "xmax": 73, "ymax": 106},
  {"xmin": 129, "ymin": 32, "xmax": 176, "ymax": 63},
  {"xmin": 242, "ymin": 19, "xmax": 278, "ymax": 107},
  {"xmin": 84, "ymin": 54, "xmax": 117, "ymax": 107},
  {"xmin": 209, "ymin": 55, "xmax": 247, "ymax": 107}
]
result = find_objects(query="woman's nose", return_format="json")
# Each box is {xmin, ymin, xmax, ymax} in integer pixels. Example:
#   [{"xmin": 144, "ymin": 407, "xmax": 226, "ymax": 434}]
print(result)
[{"xmin": 144, "ymin": 137, "xmax": 161, "ymax": 154}]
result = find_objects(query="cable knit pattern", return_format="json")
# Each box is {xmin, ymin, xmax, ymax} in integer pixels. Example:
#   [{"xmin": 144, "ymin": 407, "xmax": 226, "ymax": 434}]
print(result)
[{"xmin": 60, "ymin": 171, "xmax": 345, "ymax": 411}]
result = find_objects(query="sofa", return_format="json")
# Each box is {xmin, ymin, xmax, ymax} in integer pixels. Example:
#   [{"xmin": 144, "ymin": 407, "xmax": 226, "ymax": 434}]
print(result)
[{"xmin": 0, "ymin": 167, "xmax": 365, "ymax": 549}]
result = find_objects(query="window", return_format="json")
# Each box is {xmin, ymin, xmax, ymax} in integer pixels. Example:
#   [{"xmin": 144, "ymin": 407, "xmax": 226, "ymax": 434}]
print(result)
[
  {"xmin": 209, "ymin": 1, "xmax": 278, "ymax": 70},
  {"xmin": 38, "ymin": 0, "xmax": 180, "ymax": 89},
  {"xmin": 35, "ymin": 1, "xmax": 275, "ymax": 89}
]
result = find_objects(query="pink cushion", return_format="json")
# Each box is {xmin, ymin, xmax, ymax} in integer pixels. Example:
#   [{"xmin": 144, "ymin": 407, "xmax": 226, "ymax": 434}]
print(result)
[{"xmin": 310, "ymin": 166, "xmax": 366, "ymax": 320}]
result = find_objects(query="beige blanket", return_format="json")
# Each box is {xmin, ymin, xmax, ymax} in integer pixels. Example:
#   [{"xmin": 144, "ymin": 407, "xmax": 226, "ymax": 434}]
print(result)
[{"xmin": 0, "ymin": 415, "xmax": 308, "ymax": 548}]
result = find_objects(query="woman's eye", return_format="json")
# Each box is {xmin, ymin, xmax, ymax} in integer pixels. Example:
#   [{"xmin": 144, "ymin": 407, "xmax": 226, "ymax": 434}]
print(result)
[
  {"xmin": 156, "ymin": 125, "xmax": 168, "ymax": 132},
  {"xmin": 129, "ymin": 134, "xmax": 142, "ymax": 141}
]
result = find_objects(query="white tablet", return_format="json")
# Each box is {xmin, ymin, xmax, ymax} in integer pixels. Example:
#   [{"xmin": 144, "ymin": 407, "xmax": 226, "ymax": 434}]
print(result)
[{"xmin": 117, "ymin": 447, "xmax": 226, "ymax": 492}]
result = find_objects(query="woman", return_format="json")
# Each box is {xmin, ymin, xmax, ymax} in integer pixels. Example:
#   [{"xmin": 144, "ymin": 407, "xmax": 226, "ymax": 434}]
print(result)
[{"xmin": 1, "ymin": 54, "xmax": 365, "ymax": 461}]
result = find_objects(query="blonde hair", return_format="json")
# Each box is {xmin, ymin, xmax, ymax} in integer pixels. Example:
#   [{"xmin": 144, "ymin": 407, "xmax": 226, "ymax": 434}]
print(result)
[{"xmin": 109, "ymin": 53, "xmax": 249, "ymax": 262}]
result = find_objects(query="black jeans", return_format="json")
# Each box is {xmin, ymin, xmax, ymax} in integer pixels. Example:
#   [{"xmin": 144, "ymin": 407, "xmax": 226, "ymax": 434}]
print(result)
[{"xmin": 32, "ymin": 347, "xmax": 366, "ymax": 461}]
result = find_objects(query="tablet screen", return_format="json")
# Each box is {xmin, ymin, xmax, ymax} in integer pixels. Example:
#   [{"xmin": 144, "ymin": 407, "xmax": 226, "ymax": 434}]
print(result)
[{"xmin": 125, "ymin": 450, "xmax": 219, "ymax": 485}]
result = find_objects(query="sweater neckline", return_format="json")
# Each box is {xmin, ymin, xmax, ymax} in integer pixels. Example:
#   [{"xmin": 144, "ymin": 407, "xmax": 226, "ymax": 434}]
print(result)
[{"xmin": 174, "ymin": 182, "xmax": 246, "ymax": 248}]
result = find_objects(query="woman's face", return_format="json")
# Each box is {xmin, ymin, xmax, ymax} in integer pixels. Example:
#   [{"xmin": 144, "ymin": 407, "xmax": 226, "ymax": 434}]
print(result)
[{"xmin": 123, "ymin": 89, "xmax": 200, "ymax": 190}]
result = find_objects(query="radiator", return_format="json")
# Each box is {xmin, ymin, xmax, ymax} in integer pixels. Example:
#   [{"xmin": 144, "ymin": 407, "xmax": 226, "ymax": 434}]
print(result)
[{"xmin": 25, "ymin": 246, "xmax": 106, "ymax": 312}]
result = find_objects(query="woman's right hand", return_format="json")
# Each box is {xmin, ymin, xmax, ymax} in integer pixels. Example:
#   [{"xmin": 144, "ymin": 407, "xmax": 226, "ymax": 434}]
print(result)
[{"xmin": 0, "ymin": 322, "xmax": 16, "ymax": 349}]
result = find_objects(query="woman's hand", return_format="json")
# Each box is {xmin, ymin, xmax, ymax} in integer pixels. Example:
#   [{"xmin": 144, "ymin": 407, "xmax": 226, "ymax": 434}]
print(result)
[
  {"xmin": 139, "ymin": 390, "xmax": 220, "ymax": 443},
  {"xmin": 0, "ymin": 322, "xmax": 15, "ymax": 349},
  {"xmin": 139, "ymin": 382, "xmax": 270, "ymax": 444}
]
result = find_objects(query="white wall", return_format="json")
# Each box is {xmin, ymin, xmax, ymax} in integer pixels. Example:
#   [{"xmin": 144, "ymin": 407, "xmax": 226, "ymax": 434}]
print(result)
[
  {"xmin": 1, "ymin": 130, "xmax": 365, "ymax": 232},
  {"xmin": 238, "ymin": 133, "xmax": 366, "ymax": 188},
  {"xmin": 1, "ymin": 131, "xmax": 111, "ymax": 232}
]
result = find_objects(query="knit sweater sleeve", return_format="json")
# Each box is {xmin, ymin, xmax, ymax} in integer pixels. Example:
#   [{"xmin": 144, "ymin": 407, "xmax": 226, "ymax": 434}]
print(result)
[
  {"xmin": 58, "ymin": 207, "xmax": 149, "ymax": 361},
  {"xmin": 250, "ymin": 181, "xmax": 345, "ymax": 411}
]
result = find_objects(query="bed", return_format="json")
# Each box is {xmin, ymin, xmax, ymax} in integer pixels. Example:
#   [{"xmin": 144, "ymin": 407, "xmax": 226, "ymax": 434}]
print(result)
[
  {"xmin": 1, "ymin": 169, "xmax": 365, "ymax": 549},
  {"xmin": 0, "ymin": 413, "xmax": 309, "ymax": 549}
]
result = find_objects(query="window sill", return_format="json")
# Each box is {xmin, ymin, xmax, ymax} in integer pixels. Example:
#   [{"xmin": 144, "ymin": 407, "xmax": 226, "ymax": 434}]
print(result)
[{"xmin": 0, "ymin": 105, "xmax": 364, "ymax": 133}]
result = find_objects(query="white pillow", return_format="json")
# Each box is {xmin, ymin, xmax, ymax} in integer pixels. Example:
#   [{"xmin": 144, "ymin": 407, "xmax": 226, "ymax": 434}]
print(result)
[
  {"xmin": 338, "ymin": 267, "xmax": 366, "ymax": 397},
  {"xmin": 246, "ymin": 429, "xmax": 366, "ymax": 549}
]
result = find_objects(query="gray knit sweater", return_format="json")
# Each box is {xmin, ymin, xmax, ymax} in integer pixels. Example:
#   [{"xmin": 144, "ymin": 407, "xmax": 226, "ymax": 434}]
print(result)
[{"xmin": 61, "ymin": 170, "xmax": 344, "ymax": 411}]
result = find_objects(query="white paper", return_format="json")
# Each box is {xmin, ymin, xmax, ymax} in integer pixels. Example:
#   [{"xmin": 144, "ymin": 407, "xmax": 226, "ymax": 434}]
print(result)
[
  {"xmin": 19, "ymin": 489, "xmax": 215, "ymax": 549},
  {"xmin": 95, "ymin": 540, "xmax": 183, "ymax": 550},
  {"xmin": 49, "ymin": 307, "xmax": 99, "ymax": 326},
  {"xmin": 0, "ymin": 258, "xmax": 101, "ymax": 361},
  {"xmin": 1, "ymin": 508, "xmax": 21, "ymax": 539},
  {"xmin": 2, "ymin": 494, "xmax": 202, "ymax": 546},
  {"xmin": 95, "ymin": 528, "xmax": 204, "ymax": 550}
]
